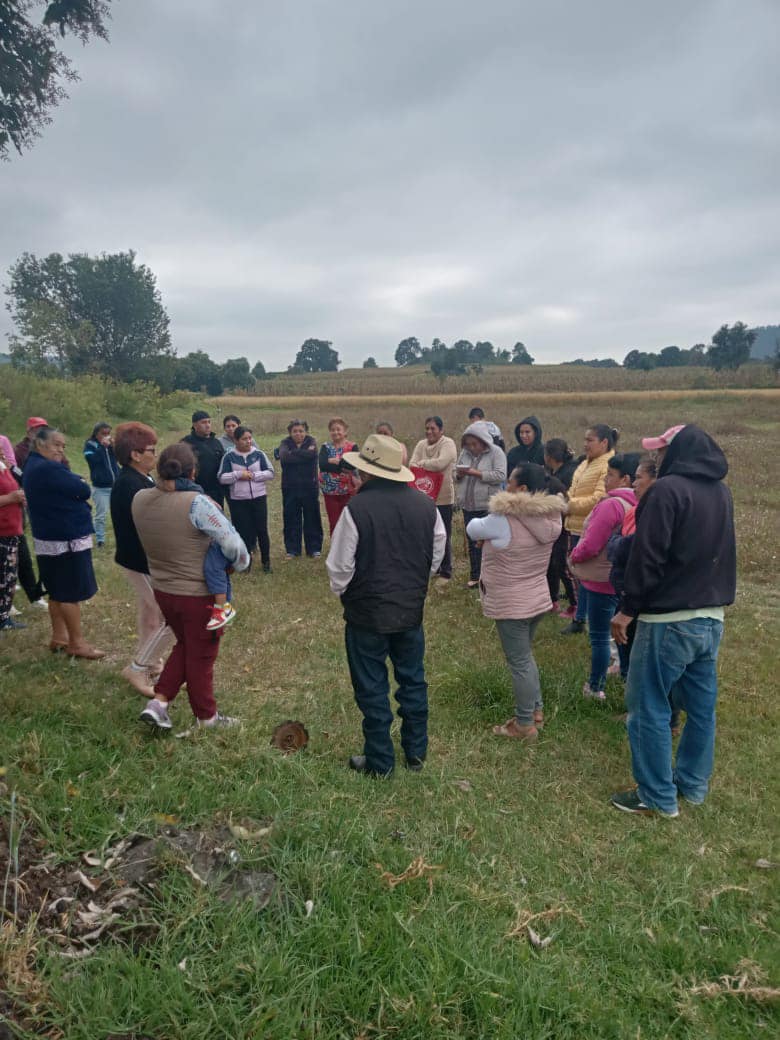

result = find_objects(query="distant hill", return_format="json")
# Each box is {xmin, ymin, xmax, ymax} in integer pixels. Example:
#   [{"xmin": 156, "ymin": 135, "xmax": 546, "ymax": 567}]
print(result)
[
  {"xmin": 751, "ymin": 325, "xmax": 779, "ymax": 358},
  {"xmin": 0, "ymin": 353, "xmax": 12, "ymax": 365}
]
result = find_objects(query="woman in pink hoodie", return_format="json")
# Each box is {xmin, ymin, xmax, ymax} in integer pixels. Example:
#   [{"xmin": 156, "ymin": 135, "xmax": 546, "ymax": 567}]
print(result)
[
  {"xmin": 569, "ymin": 452, "xmax": 640, "ymax": 701},
  {"xmin": 467, "ymin": 463, "xmax": 567, "ymax": 743}
]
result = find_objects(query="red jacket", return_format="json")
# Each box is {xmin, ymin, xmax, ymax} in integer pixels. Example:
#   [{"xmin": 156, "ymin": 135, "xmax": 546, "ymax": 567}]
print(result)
[{"xmin": 0, "ymin": 465, "xmax": 23, "ymax": 537}]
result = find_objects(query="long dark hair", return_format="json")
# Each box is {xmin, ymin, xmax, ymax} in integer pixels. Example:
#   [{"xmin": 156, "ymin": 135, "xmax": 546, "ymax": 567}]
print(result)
[
  {"xmin": 544, "ymin": 438, "xmax": 573, "ymax": 464},
  {"xmin": 510, "ymin": 463, "xmax": 548, "ymax": 492},
  {"xmin": 588, "ymin": 424, "xmax": 620, "ymax": 450},
  {"xmin": 158, "ymin": 443, "xmax": 196, "ymax": 481},
  {"xmin": 608, "ymin": 451, "xmax": 641, "ymax": 481}
]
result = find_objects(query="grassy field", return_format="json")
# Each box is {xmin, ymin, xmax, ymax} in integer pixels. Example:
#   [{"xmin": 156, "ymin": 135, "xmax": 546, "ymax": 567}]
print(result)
[{"xmin": 1, "ymin": 388, "xmax": 779, "ymax": 1039}]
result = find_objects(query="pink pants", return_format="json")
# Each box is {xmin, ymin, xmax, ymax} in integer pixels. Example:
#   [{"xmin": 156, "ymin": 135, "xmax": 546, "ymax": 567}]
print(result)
[{"xmin": 119, "ymin": 566, "xmax": 174, "ymax": 669}]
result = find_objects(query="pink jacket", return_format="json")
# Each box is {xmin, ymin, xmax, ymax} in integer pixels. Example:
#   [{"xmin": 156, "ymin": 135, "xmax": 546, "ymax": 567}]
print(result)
[
  {"xmin": 570, "ymin": 487, "xmax": 636, "ymax": 593},
  {"xmin": 469, "ymin": 490, "xmax": 567, "ymax": 619},
  {"xmin": 218, "ymin": 448, "xmax": 275, "ymax": 500}
]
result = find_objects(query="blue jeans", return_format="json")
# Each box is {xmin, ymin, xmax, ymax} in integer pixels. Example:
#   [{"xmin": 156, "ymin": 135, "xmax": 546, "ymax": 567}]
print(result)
[
  {"xmin": 203, "ymin": 543, "xmax": 232, "ymax": 601},
  {"xmin": 569, "ymin": 534, "xmax": 588, "ymax": 622},
  {"xmin": 626, "ymin": 617, "xmax": 723, "ymax": 814},
  {"xmin": 344, "ymin": 623, "xmax": 428, "ymax": 775},
  {"xmin": 586, "ymin": 589, "xmax": 618, "ymax": 691},
  {"xmin": 92, "ymin": 486, "xmax": 112, "ymax": 544}
]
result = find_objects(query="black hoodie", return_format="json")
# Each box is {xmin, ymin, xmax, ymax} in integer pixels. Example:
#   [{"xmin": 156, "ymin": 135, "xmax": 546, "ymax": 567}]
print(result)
[
  {"xmin": 506, "ymin": 415, "xmax": 545, "ymax": 471},
  {"xmin": 621, "ymin": 425, "xmax": 736, "ymax": 617}
]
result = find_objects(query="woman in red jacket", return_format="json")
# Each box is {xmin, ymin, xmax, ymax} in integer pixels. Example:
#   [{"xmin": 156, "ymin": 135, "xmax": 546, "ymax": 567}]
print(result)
[{"xmin": 0, "ymin": 442, "xmax": 26, "ymax": 631}]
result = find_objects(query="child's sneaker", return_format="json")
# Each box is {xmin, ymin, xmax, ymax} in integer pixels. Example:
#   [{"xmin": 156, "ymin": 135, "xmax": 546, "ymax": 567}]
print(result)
[
  {"xmin": 206, "ymin": 603, "xmax": 236, "ymax": 631},
  {"xmin": 139, "ymin": 699, "xmax": 172, "ymax": 730}
]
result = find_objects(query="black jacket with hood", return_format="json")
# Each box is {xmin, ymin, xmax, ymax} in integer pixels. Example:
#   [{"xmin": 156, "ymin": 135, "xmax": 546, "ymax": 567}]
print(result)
[
  {"xmin": 506, "ymin": 415, "xmax": 545, "ymax": 472},
  {"xmin": 620, "ymin": 425, "xmax": 736, "ymax": 617}
]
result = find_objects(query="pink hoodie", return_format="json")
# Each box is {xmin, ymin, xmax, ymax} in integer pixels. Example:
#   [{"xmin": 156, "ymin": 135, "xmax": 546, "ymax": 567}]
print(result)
[{"xmin": 570, "ymin": 487, "xmax": 636, "ymax": 593}]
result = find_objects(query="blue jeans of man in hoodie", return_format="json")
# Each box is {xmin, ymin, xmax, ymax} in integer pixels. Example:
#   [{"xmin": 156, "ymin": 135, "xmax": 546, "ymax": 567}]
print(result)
[{"xmin": 626, "ymin": 616, "xmax": 723, "ymax": 814}]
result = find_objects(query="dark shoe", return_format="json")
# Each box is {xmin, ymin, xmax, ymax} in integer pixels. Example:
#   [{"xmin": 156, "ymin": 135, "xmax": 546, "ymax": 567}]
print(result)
[
  {"xmin": 610, "ymin": 788, "xmax": 679, "ymax": 818},
  {"xmin": 262, "ymin": 562, "xmax": 272, "ymax": 573},
  {"xmin": 0, "ymin": 617, "xmax": 27, "ymax": 631},
  {"xmin": 561, "ymin": 620, "xmax": 586, "ymax": 635},
  {"xmin": 348, "ymin": 755, "xmax": 393, "ymax": 778},
  {"xmin": 404, "ymin": 756, "xmax": 425, "ymax": 772}
]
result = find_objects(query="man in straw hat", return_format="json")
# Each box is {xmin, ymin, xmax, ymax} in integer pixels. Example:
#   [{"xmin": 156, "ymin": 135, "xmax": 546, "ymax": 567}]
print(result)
[
  {"xmin": 327, "ymin": 434, "xmax": 446, "ymax": 777},
  {"xmin": 610, "ymin": 424, "xmax": 736, "ymax": 818}
]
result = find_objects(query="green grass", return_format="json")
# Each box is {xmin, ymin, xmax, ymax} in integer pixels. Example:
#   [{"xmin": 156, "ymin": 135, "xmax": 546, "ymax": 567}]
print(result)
[{"xmin": 1, "ymin": 393, "xmax": 779, "ymax": 1039}]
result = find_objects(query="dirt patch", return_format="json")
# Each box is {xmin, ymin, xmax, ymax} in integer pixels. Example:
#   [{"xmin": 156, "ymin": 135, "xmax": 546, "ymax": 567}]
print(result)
[{"xmin": 1, "ymin": 811, "xmax": 276, "ymax": 1036}]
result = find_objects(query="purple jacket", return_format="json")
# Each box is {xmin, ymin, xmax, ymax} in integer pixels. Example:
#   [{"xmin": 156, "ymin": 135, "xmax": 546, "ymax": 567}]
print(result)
[
  {"xmin": 570, "ymin": 487, "xmax": 636, "ymax": 593},
  {"xmin": 218, "ymin": 448, "xmax": 275, "ymax": 500}
]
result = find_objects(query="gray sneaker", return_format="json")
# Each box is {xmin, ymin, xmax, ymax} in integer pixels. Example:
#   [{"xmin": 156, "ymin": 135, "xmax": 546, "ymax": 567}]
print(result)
[
  {"xmin": 139, "ymin": 700, "xmax": 172, "ymax": 730},
  {"xmin": 196, "ymin": 712, "xmax": 240, "ymax": 729}
]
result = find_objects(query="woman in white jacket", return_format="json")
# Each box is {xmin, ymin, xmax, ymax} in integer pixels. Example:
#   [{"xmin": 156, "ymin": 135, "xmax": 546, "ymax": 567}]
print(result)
[
  {"xmin": 467, "ymin": 464, "xmax": 566, "ymax": 742},
  {"xmin": 456, "ymin": 421, "xmax": 507, "ymax": 587}
]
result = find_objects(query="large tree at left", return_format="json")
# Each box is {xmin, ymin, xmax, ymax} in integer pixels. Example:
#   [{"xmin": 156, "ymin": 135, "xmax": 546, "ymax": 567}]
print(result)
[
  {"xmin": 1, "ymin": 1, "xmax": 112, "ymax": 159},
  {"xmin": 6, "ymin": 249, "xmax": 173, "ymax": 380}
]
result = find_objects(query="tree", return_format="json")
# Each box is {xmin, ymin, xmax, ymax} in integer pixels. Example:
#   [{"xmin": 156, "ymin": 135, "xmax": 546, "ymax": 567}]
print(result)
[
  {"xmin": 623, "ymin": 349, "xmax": 656, "ymax": 371},
  {"xmin": 658, "ymin": 345, "xmax": 684, "ymax": 367},
  {"xmin": 511, "ymin": 341, "xmax": 534, "ymax": 365},
  {"xmin": 251, "ymin": 360, "xmax": 267, "ymax": 380},
  {"xmin": 430, "ymin": 348, "xmax": 465, "ymax": 381},
  {"xmin": 6, "ymin": 250, "xmax": 172, "ymax": 380},
  {"xmin": 220, "ymin": 357, "xmax": 253, "ymax": 391},
  {"xmin": 394, "ymin": 336, "xmax": 421, "ymax": 366},
  {"xmin": 290, "ymin": 338, "xmax": 339, "ymax": 373},
  {"xmin": 474, "ymin": 341, "xmax": 496, "ymax": 363},
  {"xmin": 707, "ymin": 322, "xmax": 756, "ymax": 371},
  {"xmin": 362, "ymin": 356, "xmax": 378, "ymax": 368},
  {"xmin": 175, "ymin": 350, "xmax": 223, "ymax": 395},
  {"xmin": 1, "ymin": 1, "xmax": 112, "ymax": 159}
]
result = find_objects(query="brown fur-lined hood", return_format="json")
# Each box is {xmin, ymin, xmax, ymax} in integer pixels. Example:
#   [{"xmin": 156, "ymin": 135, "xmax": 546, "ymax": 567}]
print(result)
[{"xmin": 489, "ymin": 490, "xmax": 568, "ymax": 517}]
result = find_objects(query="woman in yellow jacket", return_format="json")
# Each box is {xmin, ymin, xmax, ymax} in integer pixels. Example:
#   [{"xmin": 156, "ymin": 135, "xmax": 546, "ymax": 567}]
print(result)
[{"xmin": 561, "ymin": 424, "xmax": 618, "ymax": 634}]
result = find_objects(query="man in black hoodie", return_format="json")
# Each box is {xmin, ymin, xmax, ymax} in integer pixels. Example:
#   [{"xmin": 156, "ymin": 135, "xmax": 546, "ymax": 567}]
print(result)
[
  {"xmin": 610, "ymin": 424, "xmax": 736, "ymax": 817},
  {"xmin": 181, "ymin": 411, "xmax": 225, "ymax": 508}
]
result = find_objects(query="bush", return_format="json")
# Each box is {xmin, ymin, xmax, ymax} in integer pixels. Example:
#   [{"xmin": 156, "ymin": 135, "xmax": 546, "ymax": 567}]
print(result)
[{"xmin": 0, "ymin": 370, "xmax": 200, "ymax": 441}]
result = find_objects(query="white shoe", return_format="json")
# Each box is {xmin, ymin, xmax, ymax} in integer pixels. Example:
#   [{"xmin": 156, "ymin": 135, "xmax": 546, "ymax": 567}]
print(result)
[
  {"xmin": 32, "ymin": 599, "xmax": 49, "ymax": 610},
  {"xmin": 196, "ymin": 712, "xmax": 240, "ymax": 729},
  {"xmin": 10, "ymin": 605, "xmax": 21, "ymax": 616},
  {"xmin": 582, "ymin": 682, "xmax": 606, "ymax": 701}
]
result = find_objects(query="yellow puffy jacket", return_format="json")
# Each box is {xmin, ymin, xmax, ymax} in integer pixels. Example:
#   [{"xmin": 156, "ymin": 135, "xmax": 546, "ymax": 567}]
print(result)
[{"xmin": 564, "ymin": 451, "xmax": 614, "ymax": 535}]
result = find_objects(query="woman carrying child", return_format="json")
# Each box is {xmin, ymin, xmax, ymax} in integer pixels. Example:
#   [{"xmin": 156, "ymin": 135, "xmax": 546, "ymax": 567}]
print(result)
[{"xmin": 132, "ymin": 443, "xmax": 250, "ymax": 731}]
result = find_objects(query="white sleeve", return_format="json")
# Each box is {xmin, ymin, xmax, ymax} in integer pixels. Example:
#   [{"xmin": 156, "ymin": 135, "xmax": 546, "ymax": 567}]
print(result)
[
  {"xmin": 188, "ymin": 494, "xmax": 251, "ymax": 571},
  {"xmin": 431, "ymin": 508, "xmax": 447, "ymax": 573},
  {"xmin": 326, "ymin": 507, "xmax": 359, "ymax": 594},
  {"xmin": 466, "ymin": 512, "xmax": 511, "ymax": 549}
]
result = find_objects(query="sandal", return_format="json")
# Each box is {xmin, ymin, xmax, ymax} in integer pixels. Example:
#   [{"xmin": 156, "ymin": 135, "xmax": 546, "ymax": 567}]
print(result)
[
  {"xmin": 492, "ymin": 718, "xmax": 539, "ymax": 743},
  {"xmin": 49, "ymin": 640, "xmax": 68, "ymax": 653},
  {"xmin": 466, "ymin": 579, "xmax": 480, "ymax": 589}
]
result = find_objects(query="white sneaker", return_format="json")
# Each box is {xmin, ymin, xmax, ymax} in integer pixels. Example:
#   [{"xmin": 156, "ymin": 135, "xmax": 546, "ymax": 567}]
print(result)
[
  {"xmin": 10, "ymin": 605, "xmax": 21, "ymax": 617},
  {"xmin": 582, "ymin": 682, "xmax": 606, "ymax": 701},
  {"xmin": 32, "ymin": 599, "xmax": 49, "ymax": 610},
  {"xmin": 196, "ymin": 712, "xmax": 240, "ymax": 728},
  {"xmin": 139, "ymin": 700, "xmax": 172, "ymax": 730}
]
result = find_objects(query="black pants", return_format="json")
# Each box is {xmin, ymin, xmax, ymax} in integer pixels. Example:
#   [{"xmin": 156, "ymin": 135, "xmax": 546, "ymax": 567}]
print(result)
[
  {"xmin": 229, "ymin": 497, "xmax": 270, "ymax": 565},
  {"xmin": 547, "ymin": 528, "xmax": 576, "ymax": 605},
  {"xmin": 17, "ymin": 532, "xmax": 44, "ymax": 603},
  {"xmin": 436, "ymin": 504, "xmax": 453, "ymax": 578},
  {"xmin": 462, "ymin": 509, "xmax": 487, "ymax": 581},
  {"xmin": 282, "ymin": 489, "xmax": 323, "ymax": 556}
]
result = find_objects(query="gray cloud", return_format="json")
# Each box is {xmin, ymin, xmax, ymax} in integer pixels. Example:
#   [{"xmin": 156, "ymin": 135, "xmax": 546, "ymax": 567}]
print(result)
[{"xmin": 1, "ymin": 0, "xmax": 778, "ymax": 367}]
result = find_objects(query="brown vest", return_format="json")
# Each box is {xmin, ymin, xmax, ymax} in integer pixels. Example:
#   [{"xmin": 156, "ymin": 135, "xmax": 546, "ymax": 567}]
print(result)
[{"xmin": 131, "ymin": 487, "xmax": 210, "ymax": 596}]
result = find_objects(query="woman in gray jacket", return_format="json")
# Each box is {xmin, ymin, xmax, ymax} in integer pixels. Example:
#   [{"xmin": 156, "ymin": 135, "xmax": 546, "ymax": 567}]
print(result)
[{"xmin": 456, "ymin": 420, "xmax": 507, "ymax": 587}]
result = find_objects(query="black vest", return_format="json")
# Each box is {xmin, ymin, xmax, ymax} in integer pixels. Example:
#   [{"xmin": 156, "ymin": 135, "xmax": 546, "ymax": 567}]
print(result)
[{"xmin": 341, "ymin": 480, "xmax": 437, "ymax": 633}]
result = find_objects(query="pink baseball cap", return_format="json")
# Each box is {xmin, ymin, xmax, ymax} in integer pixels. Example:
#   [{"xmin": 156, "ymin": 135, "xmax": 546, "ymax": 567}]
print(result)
[
  {"xmin": 26, "ymin": 416, "xmax": 48, "ymax": 430},
  {"xmin": 641, "ymin": 424, "xmax": 686, "ymax": 451}
]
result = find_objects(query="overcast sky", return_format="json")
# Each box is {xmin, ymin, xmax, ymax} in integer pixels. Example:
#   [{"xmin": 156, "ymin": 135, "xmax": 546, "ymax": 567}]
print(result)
[{"xmin": 2, "ymin": 0, "xmax": 778, "ymax": 368}]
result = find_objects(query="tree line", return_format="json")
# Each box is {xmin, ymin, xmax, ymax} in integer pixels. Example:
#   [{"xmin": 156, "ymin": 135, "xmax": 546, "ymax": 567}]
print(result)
[{"xmin": 4, "ymin": 250, "xmax": 774, "ymax": 392}]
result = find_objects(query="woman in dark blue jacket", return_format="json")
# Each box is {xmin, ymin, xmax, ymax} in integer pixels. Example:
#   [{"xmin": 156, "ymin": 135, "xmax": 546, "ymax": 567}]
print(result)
[
  {"xmin": 83, "ymin": 421, "xmax": 119, "ymax": 547},
  {"xmin": 24, "ymin": 427, "xmax": 104, "ymax": 659}
]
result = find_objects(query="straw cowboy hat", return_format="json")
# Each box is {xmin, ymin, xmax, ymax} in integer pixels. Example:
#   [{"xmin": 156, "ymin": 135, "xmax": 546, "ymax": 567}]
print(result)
[{"xmin": 342, "ymin": 434, "xmax": 414, "ymax": 483}]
